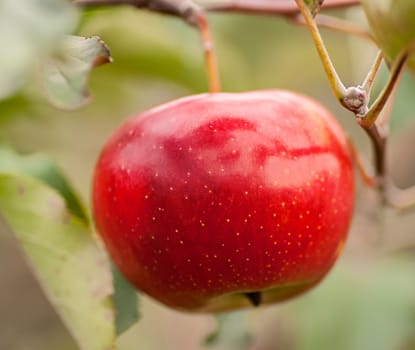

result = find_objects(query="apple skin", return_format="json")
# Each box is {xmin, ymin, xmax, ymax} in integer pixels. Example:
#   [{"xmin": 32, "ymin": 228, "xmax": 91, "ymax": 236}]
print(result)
[
  {"xmin": 92, "ymin": 90, "xmax": 355, "ymax": 312},
  {"xmin": 362, "ymin": 0, "xmax": 415, "ymax": 69}
]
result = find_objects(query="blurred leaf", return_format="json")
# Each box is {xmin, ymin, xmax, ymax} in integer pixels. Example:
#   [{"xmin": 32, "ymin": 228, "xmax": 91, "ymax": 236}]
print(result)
[
  {"xmin": 0, "ymin": 95, "xmax": 32, "ymax": 124},
  {"xmin": 0, "ymin": 145, "xmax": 88, "ymax": 223},
  {"xmin": 293, "ymin": 257, "xmax": 415, "ymax": 350},
  {"xmin": 390, "ymin": 71, "xmax": 415, "ymax": 131},
  {"xmin": 112, "ymin": 264, "xmax": 140, "ymax": 335},
  {"xmin": 204, "ymin": 311, "xmax": 253, "ymax": 350},
  {"xmin": 361, "ymin": 0, "xmax": 415, "ymax": 71},
  {"xmin": 41, "ymin": 35, "xmax": 112, "ymax": 110},
  {"xmin": 80, "ymin": 9, "xmax": 207, "ymax": 92},
  {"xmin": 0, "ymin": 0, "xmax": 78, "ymax": 100},
  {"xmin": 0, "ymin": 174, "xmax": 115, "ymax": 350}
]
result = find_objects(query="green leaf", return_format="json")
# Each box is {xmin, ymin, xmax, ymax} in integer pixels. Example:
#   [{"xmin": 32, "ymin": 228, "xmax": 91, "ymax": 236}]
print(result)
[
  {"xmin": 0, "ymin": 145, "xmax": 88, "ymax": 223},
  {"xmin": 0, "ymin": 0, "xmax": 78, "ymax": 100},
  {"xmin": 41, "ymin": 35, "xmax": 112, "ymax": 110},
  {"xmin": 0, "ymin": 174, "xmax": 116, "ymax": 350},
  {"xmin": 112, "ymin": 264, "xmax": 140, "ymax": 336},
  {"xmin": 79, "ymin": 9, "xmax": 208, "ymax": 93},
  {"xmin": 204, "ymin": 311, "xmax": 253, "ymax": 350},
  {"xmin": 361, "ymin": 0, "xmax": 415, "ymax": 71}
]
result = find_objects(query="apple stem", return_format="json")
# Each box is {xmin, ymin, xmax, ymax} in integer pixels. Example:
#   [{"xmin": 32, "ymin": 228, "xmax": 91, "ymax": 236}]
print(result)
[{"xmin": 193, "ymin": 10, "xmax": 222, "ymax": 93}]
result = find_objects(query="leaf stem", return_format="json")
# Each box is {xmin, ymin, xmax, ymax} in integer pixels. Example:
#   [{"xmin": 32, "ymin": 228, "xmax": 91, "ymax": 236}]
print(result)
[
  {"xmin": 361, "ymin": 50, "xmax": 384, "ymax": 94},
  {"xmin": 294, "ymin": 0, "xmax": 347, "ymax": 101},
  {"xmin": 361, "ymin": 49, "xmax": 410, "ymax": 128}
]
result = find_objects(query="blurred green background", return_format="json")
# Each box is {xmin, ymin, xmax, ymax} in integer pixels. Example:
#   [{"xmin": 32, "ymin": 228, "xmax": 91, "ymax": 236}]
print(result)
[{"xmin": 1, "ymin": 4, "xmax": 415, "ymax": 350}]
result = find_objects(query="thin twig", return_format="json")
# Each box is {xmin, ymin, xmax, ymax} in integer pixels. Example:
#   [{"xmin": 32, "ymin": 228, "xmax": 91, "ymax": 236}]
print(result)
[
  {"xmin": 362, "ymin": 48, "xmax": 411, "ymax": 128},
  {"xmin": 294, "ymin": 0, "xmax": 347, "ymax": 101},
  {"xmin": 378, "ymin": 70, "xmax": 402, "ymax": 128},
  {"xmin": 361, "ymin": 50, "xmax": 384, "ymax": 94},
  {"xmin": 292, "ymin": 13, "xmax": 373, "ymax": 42}
]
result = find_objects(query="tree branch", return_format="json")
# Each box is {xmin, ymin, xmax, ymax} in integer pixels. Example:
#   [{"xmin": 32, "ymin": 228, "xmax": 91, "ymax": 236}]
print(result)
[
  {"xmin": 201, "ymin": 0, "xmax": 361, "ymax": 16},
  {"xmin": 73, "ymin": 0, "xmax": 361, "ymax": 17},
  {"xmin": 73, "ymin": 0, "xmax": 201, "ymax": 21}
]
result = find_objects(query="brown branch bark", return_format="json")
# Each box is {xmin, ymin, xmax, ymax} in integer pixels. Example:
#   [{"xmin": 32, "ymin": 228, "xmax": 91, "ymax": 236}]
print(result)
[
  {"xmin": 73, "ymin": 0, "xmax": 201, "ymax": 21},
  {"xmin": 201, "ymin": 0, "xmax": 360, "ymax": 16},
  {"xmin": 73, "ymin": 0, "xmax": 361, "ymax": 17}
]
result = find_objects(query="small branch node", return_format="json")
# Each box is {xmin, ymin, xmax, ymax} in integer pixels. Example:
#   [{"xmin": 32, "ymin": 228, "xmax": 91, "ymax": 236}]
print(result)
[{"xmin": 342, "ymin": 86, "xmax": 369, "ymax": 116}]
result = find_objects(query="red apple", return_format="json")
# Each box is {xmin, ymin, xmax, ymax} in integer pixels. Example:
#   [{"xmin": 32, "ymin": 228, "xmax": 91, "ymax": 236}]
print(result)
[{"xmin": 92, "ymin": 90, "xmax": 355, "ymax": 312}]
